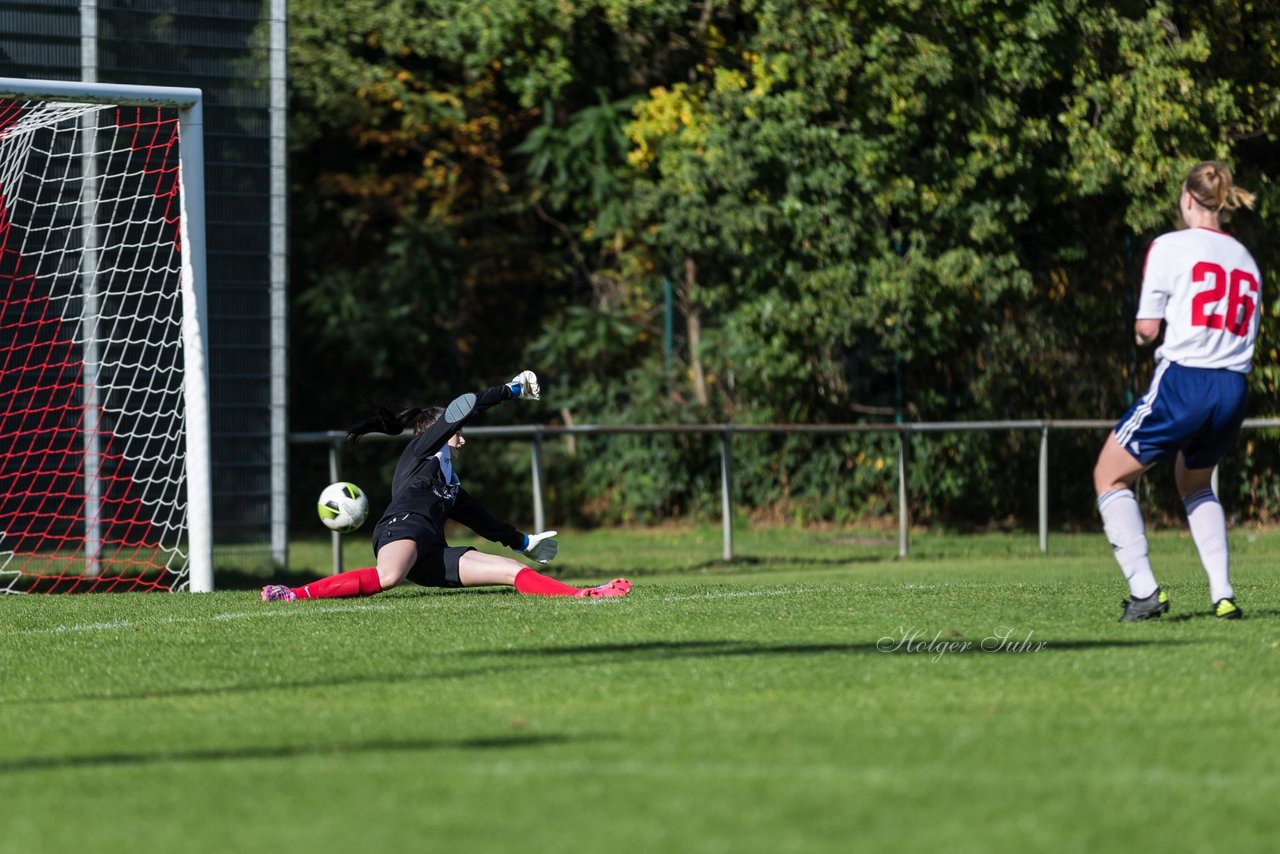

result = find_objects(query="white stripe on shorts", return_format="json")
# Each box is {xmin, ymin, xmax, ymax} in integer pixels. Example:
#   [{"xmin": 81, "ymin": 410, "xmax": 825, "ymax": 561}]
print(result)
[{"xmin": 1116, "ymin": 360, "xmax": 1171, "ymax": 449}]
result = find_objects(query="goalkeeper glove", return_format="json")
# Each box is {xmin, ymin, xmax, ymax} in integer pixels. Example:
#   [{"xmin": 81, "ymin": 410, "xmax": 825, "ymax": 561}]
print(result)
[
  {"xmin": 520, "ymin": 530, "xmax": 558, "ymax": 563},
  {"xmin": 507, "ymin": 370, "xmax": 541, "ymax": 401}
]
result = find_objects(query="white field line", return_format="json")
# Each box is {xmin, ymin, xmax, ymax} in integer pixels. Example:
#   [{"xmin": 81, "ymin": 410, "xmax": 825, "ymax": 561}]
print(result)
[
  {"xmin": 13, "ymin": 602, "xmax": 398, "ymax": 636},
  {"xmin": 10, "ymin": 585, "xmax": 829, "ymax": 636},
  {"xmin": 453, "ymin": 755, "xmax": 1258, "ymax": 791},
  {"xmin": 650, "ymin": 586, "xmax": 823, "ymax": 601}
]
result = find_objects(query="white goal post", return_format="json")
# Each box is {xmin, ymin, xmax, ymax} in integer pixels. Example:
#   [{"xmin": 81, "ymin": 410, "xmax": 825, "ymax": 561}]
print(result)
[{"xmin": 0, "ymin": 77, "xmax": 212, "ymax": 593}]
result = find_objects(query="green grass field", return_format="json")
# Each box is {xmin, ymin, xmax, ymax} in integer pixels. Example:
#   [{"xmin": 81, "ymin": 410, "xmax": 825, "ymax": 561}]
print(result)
[{"xmin": 2, "ymin": 525, "xmax": 1278, "ymax": 853}]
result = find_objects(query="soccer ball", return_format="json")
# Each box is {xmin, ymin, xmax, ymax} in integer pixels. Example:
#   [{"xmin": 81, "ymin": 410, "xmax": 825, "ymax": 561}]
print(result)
[{"xmin": 317, "ymin": 481, "xmax": 369, "ymax": 533}]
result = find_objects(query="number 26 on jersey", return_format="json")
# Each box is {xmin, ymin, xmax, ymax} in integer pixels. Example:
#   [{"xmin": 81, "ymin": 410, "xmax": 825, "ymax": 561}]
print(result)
[{"xmin": 1190, "ymin": 261, "xmax": 1258, "ymax": 336}]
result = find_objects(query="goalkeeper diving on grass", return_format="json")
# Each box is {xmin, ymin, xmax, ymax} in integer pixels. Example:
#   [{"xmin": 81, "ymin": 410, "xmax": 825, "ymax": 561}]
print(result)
[{"xmin": 262, "ymin": 371, "xmax": 630, "ymax": 602}]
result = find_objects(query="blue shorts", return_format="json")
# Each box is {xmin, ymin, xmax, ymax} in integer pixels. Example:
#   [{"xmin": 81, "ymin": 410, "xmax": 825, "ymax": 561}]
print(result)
[{"xmin": 1114, "ymin": 361, "xmax": 1247, "ymax": 468}]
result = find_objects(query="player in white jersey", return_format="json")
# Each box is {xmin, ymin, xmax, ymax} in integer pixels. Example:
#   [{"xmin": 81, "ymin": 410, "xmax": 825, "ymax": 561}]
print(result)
[{"xmin": 1093, "ymin": 162, "xmax": 1260, "ymax": 622}]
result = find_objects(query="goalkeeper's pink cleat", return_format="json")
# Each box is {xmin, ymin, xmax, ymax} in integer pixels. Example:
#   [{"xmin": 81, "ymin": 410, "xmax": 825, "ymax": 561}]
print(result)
[
  {"xmin": 575, "ymin": 578, "xmax": 631, "ymax": 599},
  {"xmin": 261, "ymin": 584, "xmax": 297, "ymax": 602}
]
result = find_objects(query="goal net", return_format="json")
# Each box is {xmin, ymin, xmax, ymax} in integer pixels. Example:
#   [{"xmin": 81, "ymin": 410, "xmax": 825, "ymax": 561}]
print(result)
[{"xmin": 0, "ymin": 79, "xmax": 211, "ymax": 593}]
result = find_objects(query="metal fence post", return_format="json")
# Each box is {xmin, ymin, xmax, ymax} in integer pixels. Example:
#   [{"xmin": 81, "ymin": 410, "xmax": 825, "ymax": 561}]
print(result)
[
  {"xmin": 721, "ymin": 428, "xmax": 733, "ymax": 561},
  {"xmin": 285, "ymin": 417, "xmax": 1280, "ymax": 571},
  {"xmin": 531, "ymin": 429, "xmax": 545, "ymax": 533},
  {"xmin": 898, "ymin": 428, "xmax": 909, "ymax": 558},
  {"xmin": 1039, "ymin": 425, "xmax": 1049, "ymax": 553}
]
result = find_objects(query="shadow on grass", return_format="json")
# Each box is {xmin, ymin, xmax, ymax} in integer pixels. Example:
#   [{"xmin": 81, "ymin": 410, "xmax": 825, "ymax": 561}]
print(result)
[
  {"xmin": 681, "ymin": 555, "xmax": 888, "ymax": 572},
  {"xmin": 0, "ymin": 733, "xmax": 574, "ymax": 775},
  {"xmin": 467, "ymin": 637, "xmax": 1195, "ymax": 660},
  {"xmin": 5, "ymin": 662, "xmax": 518, "ymax": 707},
  {"xmin": 1163, "ymin": 606, "xmax": 1278, "ymax": 624}
]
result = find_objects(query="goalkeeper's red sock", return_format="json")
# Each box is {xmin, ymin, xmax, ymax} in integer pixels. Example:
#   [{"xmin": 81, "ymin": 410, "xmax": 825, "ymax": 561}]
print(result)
[
  {"xmin": 292, "ymin": 567, "xmax": 382, "ymax": 600},
  {"xmin": 514, "ymin": 567, "xmax": 581, "ymax": 597}
]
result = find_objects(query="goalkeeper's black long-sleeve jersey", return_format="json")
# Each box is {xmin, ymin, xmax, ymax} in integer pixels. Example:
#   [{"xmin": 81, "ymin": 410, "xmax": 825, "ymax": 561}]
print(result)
[{"xmin": 374, "ymin": 384, "xmax": 525, "ymax": 552}]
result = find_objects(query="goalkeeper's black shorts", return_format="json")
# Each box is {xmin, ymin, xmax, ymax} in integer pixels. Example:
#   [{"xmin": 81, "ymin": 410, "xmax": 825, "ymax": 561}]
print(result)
[{"xmin": 371, "ymin": 512, "xmax": 474, "ymax": 588}]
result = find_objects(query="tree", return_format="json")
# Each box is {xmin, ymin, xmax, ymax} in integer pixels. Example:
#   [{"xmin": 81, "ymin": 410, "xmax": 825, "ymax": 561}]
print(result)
[{"xmin": 287, "ymin": 0, "xmax": 1280, "ymax": 525}]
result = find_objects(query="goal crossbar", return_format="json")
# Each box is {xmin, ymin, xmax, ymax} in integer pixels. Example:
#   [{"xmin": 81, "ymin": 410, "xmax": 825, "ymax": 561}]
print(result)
[{"xmin": 0, "ymin": 78, "xmax": 202, "ymax": 109}]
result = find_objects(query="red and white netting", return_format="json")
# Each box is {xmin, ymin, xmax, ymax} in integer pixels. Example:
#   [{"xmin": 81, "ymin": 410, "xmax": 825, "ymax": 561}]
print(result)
[{"xmin": 0, "ymin": 99, "xmax": 192, "ymax": 592}]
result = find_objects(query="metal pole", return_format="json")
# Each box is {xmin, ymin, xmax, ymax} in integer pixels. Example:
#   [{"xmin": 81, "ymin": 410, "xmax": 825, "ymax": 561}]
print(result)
[
  {"xmin": 268, "ymin": 0, "xmax": 289, "ymax": 571},
  {"xmin": 0, "ymin": 77, "xmax": 201, "ymax": 107},
  {"xmin": 329, "ymin": 439, "xmax": 343, "ymax": 575},
  {"xmin": 898, "ymin": 429, "xmax": 909, "ymax": 557},
  {"xmin": 531, "ymin": 430, "xmax": 545, "ymax": 533},
  {"xmin": 1039, "ymin": 425, "xmax": 1049, "ymax": 553},
  {"xmin": 80, "ymin": 5, "xmax": 101, "ymax": 578},
  {"xmin": 177, "ymin": 93, "xmax": 213, "ymax": 593},
  {"xmin": 285, "ymin": 419, "xmax": 1280, "ymax": 573},
  {"xmin": 721, "ymin": 429, "xmax": 733, "ymax": 561}
]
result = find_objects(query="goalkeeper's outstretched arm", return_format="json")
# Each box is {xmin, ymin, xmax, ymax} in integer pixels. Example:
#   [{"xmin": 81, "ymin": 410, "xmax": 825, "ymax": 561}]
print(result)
[
  {"xmin": 345, "ymin": 370, "xmax": 540, "ymax": 458},
  {"xmin": 404, "ymin": 384, "xmax": 510, "ymax": 460}
]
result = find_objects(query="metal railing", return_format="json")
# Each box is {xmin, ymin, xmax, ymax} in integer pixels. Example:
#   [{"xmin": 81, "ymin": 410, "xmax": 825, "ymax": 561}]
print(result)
[{"xmin": 292, "ymin": 418, "xmax": 1280, "ymax": 573}]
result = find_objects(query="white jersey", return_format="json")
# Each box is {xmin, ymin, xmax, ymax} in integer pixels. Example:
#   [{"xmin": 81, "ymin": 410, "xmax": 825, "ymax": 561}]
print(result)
[{"xmin": 1137, "ymin": 227, "xmax": 1262, "ymax": 373}]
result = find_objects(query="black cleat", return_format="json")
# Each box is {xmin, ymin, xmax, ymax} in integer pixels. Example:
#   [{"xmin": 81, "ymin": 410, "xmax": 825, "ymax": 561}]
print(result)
[
  {"xmin": 1119, "ymin": 588, "xmax": 1170, "ymax": 622},
  {"xmin": 1214, "ymin": 598, "xmax": 1243, "ymax": 620}
]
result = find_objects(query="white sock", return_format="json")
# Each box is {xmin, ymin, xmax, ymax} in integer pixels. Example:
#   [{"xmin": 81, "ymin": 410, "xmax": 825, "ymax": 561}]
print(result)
[
  {"xmin": 1183, "ymin": 488, "xmax": 1233, "ymax": 603},
  {"xmin": 1098, "ymin": 488, "xmax": 1158, "ymax": 599}
]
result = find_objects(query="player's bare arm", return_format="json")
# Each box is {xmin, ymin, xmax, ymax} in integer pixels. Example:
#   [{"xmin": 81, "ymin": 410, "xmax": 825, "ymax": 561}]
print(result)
[{"xmin": 1134, "ymin": 318, "xmax": 1161, "ymax": 346}]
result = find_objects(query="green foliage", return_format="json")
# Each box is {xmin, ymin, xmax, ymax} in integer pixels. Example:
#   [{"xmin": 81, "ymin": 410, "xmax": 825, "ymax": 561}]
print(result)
[
  {"xmin": 289, "ymin": 0, "xmax": 1280, "ymax": 527},
  {"xmin": 514, "ymin": 90, "xmax": 641, "ymax": 234}
]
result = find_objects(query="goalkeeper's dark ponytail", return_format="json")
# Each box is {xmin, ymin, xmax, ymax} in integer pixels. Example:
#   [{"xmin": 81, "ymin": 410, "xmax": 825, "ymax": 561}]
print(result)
[{"xmin": 346, "ymin": 405, "xmax": 442, "ymax": 442}]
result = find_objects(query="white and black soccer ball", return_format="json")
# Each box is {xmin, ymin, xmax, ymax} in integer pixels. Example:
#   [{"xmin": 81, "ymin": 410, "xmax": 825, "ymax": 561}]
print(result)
[{"xmin": 317, "ymin": 481, "xmax": 369, "ymax": 533}]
